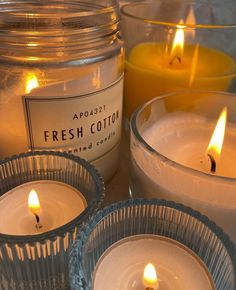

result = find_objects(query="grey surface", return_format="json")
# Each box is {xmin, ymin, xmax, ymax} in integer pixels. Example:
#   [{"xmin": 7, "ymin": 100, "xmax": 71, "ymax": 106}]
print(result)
[{"xmin": 104, "ymin": 134, "xmax": 130, "ymax": 205}]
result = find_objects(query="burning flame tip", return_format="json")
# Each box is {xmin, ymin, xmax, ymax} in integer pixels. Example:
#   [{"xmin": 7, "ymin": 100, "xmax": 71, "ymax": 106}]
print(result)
[
  {"xmin": 171, "ymin": 20, "xmax": 185, "ymax": 58},
  {"xmin": 28, "ymin": 189, "xmax": 40, "ymax": 211},
  {"xmin": 207, "ymin": 107, "xmax": 228, "ymax": 157},
  {"xmin": 143, "ymin": 263, "xmax": 159, "ymax": 289}
]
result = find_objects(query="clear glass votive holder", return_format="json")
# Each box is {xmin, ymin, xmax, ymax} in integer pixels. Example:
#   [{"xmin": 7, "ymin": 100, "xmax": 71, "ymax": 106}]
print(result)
[
  {"xmin": 69, "ymin": 199, "xmax": 236, "ymax": 290},
  {"xmin": 130, "ymin": 90, "xmax": 236, "ymax": 244},
  {"xmin": 0, "ymin": 151, "xmax": 105, "ymax": 290},
  {"xmin": 121, "ymin": 0, "xmax": 236, "ymax": 119}
]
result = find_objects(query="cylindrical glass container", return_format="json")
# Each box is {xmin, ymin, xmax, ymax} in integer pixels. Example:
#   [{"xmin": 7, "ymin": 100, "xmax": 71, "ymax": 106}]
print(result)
[
  {"xmin": 69, "ymin": 199, "xmax": 236, "ymax": 290},
  {"xmin": 0, "ymin": 151, "xmax": 105, "ymax": 290},
  {"xmin": 0, "ymin": 0, "xmax": 124, "ymax": 182},
  {"xmin": 121, "ymin": 0, "xmax": 236, "ymax": 119},
  {"xmin": 130, "ymin": 90, "xmax": 236, "ymax": 243}
]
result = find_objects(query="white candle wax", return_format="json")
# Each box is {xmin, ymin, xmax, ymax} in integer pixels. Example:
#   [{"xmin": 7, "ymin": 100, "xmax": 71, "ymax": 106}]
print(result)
[
  {"xmin": 0, "ymin": 58, "xmax": 122, "ymax": 182},
  {"xmin": 131, "ymin": 112, "xmax": 236, "ymax": 242},
  {"xmin": 93, "ymin": 235, "xmax": 214, "ymax": 290},
  {"xmin": 0, "ymin": 180, "xmax": 87, "ymax": 235},
  {"xmin": 144, "ymin": 112, "xmax": 236, "ymax": 178}
]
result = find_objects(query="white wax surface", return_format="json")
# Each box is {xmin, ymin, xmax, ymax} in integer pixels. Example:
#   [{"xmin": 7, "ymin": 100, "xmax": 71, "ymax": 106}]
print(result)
[
  {"xmin": 0, "ymin": 181, "xmax": 87, "ymax": 235},
  {"xmin": 93, "ymin": 235, "xmax": 214, "ymax": 290},
  {"xmin": 143, "ymin": 112, "xmax": 236, "ymax": 178}
]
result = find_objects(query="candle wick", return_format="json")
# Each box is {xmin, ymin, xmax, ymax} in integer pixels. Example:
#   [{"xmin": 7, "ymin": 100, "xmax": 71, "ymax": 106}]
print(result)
[
  {"xmin": 145, "ymin": 288, "xmax": 154, "ymax": 290},
  {"xmin": 34, "ymin": 213, "xmax": 42, "ymax": 230},
  {"xmin": 207, "ymin": 153, "xmax": 216, "ymax": 173},
  {"xmin": 169, "ymin": 55, "xmax": 181, "ymax": 65}
]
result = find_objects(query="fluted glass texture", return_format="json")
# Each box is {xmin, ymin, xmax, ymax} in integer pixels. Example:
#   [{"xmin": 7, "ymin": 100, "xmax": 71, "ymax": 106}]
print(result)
[
  {"xmin": 70, "ymin": 199, "xmax": 236, "ymax": 290},
  {"xmin": 0, "ymin": 151, "xmax": 105, "ymax": 290}
]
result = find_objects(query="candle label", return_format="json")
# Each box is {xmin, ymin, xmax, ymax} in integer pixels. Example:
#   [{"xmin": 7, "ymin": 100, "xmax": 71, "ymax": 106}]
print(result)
[{"xmin": 23, "ymin": 76, "xmax": 123, "ymax": 161}]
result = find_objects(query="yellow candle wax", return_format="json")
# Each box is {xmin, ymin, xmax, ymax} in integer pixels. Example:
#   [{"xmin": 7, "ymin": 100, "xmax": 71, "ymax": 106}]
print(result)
[{"xmin": 124, "ymin": 42, "xmax": 236, "ymax": 118}]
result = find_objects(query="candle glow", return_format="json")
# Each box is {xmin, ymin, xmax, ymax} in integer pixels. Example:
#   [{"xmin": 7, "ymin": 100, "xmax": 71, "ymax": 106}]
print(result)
[
  {"xmin": 28, "ymin": 189, "xmax": 41, "ymax": 213},
  {"xmin": 170, "ymin": 21, "xmax": 185, "ymax": 60},
  {"xmin": 25, "ymin": 73, "xmax": 39, "ymax": 94},
  {"xmin": 143, "ymin": 263, "xmax": 159, "ymax": 290},
  {"xmin": 207, "ymin": 107, "xmax": 227, "ymax": 157},
  {"xmin": 206, "ymin": 107, "xmax": 227, "ymax": 173},
  {"xmin": 28, "ymin": 189, "xmax": 42, "ymax": 229},
  {"xmin": 123, "ymin": 3, "xmax": 236, "ymax": 119}
]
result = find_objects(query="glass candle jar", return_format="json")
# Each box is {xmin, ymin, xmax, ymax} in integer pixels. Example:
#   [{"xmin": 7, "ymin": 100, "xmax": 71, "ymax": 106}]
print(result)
[
  {"xmin": 0, "ymin": 151, "xmax": 105, "ymax": 290},
  {"xmin": 130, "ymin": 90, "xmax": 236, "ymax": 243},
  {"xmin": 121, "ymin": 0, "xmax": 236, "ymax": 119},
  {"xmin": 0, "ymin": 0, "xmax": 124, "ymax": 182},
  {"xmin": 69, "ymin": 199, "xmax": 236, "ymax": 290}
]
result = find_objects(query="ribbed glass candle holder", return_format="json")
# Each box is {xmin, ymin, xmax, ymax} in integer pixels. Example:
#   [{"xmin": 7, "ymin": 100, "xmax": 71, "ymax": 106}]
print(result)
[
  {"xmin": 69, "ymin": 199, "xmax": 236, "ymax": 290},
  {"xmin": 0, "ymin": 151, "xmax": 105, "ymax": 290}
]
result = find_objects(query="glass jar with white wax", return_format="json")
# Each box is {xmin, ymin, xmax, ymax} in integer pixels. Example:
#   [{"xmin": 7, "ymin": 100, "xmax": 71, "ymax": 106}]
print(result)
[
  {"xmin": 0, "ymin": 0, "xmax": 124, "ymax": 182},
  {"xmin": 130, "ymin": 90, "xmax": 236, "ymax": 243},
  {"xmin": 69, "ymin": 199, "xmax": 236, "ymax": 290}
]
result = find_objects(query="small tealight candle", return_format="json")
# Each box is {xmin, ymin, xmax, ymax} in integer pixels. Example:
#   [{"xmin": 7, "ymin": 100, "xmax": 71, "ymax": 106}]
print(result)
[
  {"xmin": 92, "ymin": 235, "xmax": 214, "ymax": 290},
  {"xmin": 0, "ymin": 181, "xmax": 87, "ymax": 235},
  {"xmin": 0, "ymin": 151, "xmax": 104, "ymax": 290},
  {"xmin": 69, "ymin": 199, "xmax": 236, "ymax": 290}
]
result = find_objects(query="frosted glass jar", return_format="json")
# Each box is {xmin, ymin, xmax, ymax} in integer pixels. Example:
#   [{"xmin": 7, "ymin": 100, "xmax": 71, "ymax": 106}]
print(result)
[{"xmin": 0, "ymin": 0, "xmax": 124, "ymax": 182}]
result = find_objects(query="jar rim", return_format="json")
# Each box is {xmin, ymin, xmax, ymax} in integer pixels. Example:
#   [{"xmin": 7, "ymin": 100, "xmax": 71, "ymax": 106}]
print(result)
[
  {"xmin": 0, "ymin": 0, "xmax": 118, "ymax": 18},
  {"xmin": 121, "ymin": 2, "xmax": 236, "ymax": 29},
  {"xmin": 0, "ymin": 0, "xmax": 120, "ymax": 65}
]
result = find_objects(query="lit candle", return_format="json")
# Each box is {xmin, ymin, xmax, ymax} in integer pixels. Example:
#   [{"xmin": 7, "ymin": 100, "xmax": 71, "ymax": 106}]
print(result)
[
  {"xmin": 159, "ymin": 107, "xmax": 230, "ymax": 176},
  {"xmin": 0, "ymin": 181, "xmax": 87, "ymax": 235},
  {"xmin": 0, "ymin": 70, "xmax": 122, "ymax": 181},
  {"xmin": 130, "ymin": 92, "xmax": 236, "ymax": 242},
  {"xmin": 143, "ymin": 263, "xmax": 159, "ymax": 290},
  {"xmin": 0, "ymin": 1, "xmax": 123, "ymax": 182},
  {"xmin": 0, "ymin": 150, "xmax": 104, "ymax": 290},
  {"xmin": 92, "ymin": 235, "xmax": 214, "ymax": 290},
  {"xmin": 143, "ymin": 107, "xmax": 234, "ymax": 177},
  {"xmin": 124, "ymin": 15, "xmax": 236, "ymax": 118}
]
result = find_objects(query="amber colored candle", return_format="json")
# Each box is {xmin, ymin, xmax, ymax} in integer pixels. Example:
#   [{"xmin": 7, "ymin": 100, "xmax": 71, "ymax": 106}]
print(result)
[{"xmin": 124, "ymin": 42, "xmax": 236, "ymax": 118}]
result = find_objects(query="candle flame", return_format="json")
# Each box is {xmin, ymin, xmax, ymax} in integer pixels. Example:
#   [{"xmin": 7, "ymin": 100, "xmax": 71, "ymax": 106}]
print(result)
[
  {"xmin": 207, "ymin": 107, "xmax": 227, "ymax": 158},
  {"xmin": 143, "ymin": 263, "xmax": 159, "ymax": 289},
  {"xmin": 171, "ymin": 20, "xmax": 185, "ymax": 59},
  {"xmin": 28, "ymin": 189, "xmax": 41, "ymax": 214},
  {"xmin": 25, "ymin": 73, "xmax": 39, "ymax": 94}
]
